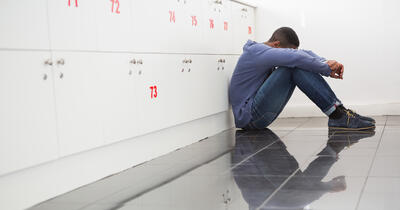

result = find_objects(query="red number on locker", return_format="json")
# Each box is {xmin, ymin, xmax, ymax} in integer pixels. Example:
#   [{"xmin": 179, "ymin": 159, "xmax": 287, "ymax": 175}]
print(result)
[
  {"xmin": 248, "ymin": 26, "xmax": 252, "ymax": 34},
  {"xmin": 169, "ymin": 11, "xmax": 176, "ymax": 23},
  {"xmin": 224, "ymin": 21, "xmax": 228, "ymax": 31},
  {"xmin": 149, "ymin": 85, "xmax": 158, "ymax": 99},
  {"xmin": 209, "ymin": 19, "xmax": 214, "ymax": 29},
  {"xmin": 191, "ymin": 16, "xmax": 198, "ymax": 26},
  {"xmin": 68, "ymin": 0, "xmax": 78, "ymax": 7},
  {"xmin": 110, "ymin": 0, "xmax": 120, "ymax": 14}
]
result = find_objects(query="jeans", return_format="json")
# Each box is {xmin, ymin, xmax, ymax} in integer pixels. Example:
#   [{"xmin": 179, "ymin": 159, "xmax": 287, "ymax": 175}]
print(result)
[{"xmin": 244, "ymin": 67, "xmax": 341, "ymax": 130}]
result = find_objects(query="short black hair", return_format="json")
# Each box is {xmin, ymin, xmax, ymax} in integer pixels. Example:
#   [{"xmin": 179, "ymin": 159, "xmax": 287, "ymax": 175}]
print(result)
[{"xmin": 268, "ymin": 27, "xmax": 300, "ymax": 48}]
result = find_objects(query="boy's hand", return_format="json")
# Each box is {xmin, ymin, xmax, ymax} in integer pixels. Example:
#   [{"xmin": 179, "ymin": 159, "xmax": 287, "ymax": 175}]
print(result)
[{"xmin": 327, "ymin": 60, "xmax": 344, "ymax": 79}]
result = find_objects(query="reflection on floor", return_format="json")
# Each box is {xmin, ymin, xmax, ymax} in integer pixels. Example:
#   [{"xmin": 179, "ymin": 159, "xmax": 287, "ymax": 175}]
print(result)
[{"xmin": 29, "ymin": 116, "xmax": 400, "ymax": 210}]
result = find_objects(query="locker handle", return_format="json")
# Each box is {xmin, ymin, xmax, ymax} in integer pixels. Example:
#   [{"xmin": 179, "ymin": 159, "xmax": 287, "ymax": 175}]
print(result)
[
  {"xmin": 44, "ymin": 59, "xmax": 53, "ymax": 66},
  {"xmin": 214, "ymin": 0, "xmax": 222, "ymax": 4},
  {"xmin": 57, "ymin": 59, "xmax": 65, "ymax": 65},
  {"xmin": 130, "ymin": 59, "xmax": 137, "ymax": 64},
  {"xmin": 241, "ymin": 8, "xmax": 247, "ymax": 12}
]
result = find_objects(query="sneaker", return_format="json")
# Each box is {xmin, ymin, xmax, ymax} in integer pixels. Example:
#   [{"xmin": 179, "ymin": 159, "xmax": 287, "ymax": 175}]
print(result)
[
  {"xmin": 346, "ymin": 109, "xmax": 376, "ymax": 123},
  {"xmin": 318, "ymin": 130, "xmax": 375, "ymax": 156},
  {"xmin": 328, "ymin": 110, "xmax": 375, "ymax": 131}
]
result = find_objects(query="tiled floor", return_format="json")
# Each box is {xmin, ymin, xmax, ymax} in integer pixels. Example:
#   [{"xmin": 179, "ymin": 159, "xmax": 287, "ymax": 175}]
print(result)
[{"xmin": 29, "ymin": 116, "xmax": 400, "ymax": 210}]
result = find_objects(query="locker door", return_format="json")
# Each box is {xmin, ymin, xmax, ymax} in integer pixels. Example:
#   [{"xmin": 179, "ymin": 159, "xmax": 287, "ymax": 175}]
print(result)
[
  {"xmin": 131, "ymin": 0, "xmax": 182, "ymax": 53},
  {"xmin": 95, "ymin": 0, "xmax": 134, "ymax": 51},
  {"xmin": 196, "ymin": 55, "xmax": 230, "ymax": 116},
  {"xmin": 0, "ymin": 51, "xmax": 58, "ymax": 175},
  {"xmin": 48, "ymin": 0, "xmax": 98, "ymax": 50},
  {"xmin": 179, "ymin": 0, "xmax": 203, "ymax": 53},
  {"xmin": 232, "ymin": 3, "xmax": 255, "ymax": 54},
  {"xmin": 219, "ymin": 0, "xmax": 233, "ymax": 54},
  {"xmin": 175, "ymin": 55, "xmax": 207, "ymax": 120},
  {"xmin": 133, "ymin": 54, "xmax": 180, "ymax": 135},
  {"xmin": 0, "ymin": 0, "xmax": 50, "ymax": 49},
  {"xmin": 202, "ymin": 0, "xmax": 233, "ymax": 54},
  {"xmin": 174, "ymin": 55, "xmax": 229, "ymax": 121},
  {"xmin": 101, "ymin": 53, "xmax": 139, "ymax": 144},
  {"xmin": 202, "ymin": 0, "xmax": 221, "ymax": 53},
  {"xmin": 52, "ymin": 52, "xmax": 106, "ymax": 156}
]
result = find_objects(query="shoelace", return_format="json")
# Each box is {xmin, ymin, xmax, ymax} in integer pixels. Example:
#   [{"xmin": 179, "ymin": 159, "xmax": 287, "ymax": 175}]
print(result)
[
  {"xmin": 347, "ymin": 109, "xmax": 359, "ymax": 117},
  {"xmin": 345, "ymin": 110, "xmax": 355, "ymax": 126}
]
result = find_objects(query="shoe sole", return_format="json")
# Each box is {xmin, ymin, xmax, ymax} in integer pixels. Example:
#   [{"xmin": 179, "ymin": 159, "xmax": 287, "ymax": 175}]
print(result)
[{"xmin": 328, "ymin": 126, "xmax": 376, "ymax": 131}]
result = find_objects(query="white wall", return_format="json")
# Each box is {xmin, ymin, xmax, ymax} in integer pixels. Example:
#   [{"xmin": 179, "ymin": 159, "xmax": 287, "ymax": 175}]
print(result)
[{"xmin": 254, "ymin": 0, "xmax": 400, "ymax": 117}]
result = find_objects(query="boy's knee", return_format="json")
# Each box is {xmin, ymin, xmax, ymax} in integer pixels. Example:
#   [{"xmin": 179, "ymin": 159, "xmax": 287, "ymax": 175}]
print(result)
[{"xmin": 273, "ymin": 67, "xmax": 294, "ymax": 78}]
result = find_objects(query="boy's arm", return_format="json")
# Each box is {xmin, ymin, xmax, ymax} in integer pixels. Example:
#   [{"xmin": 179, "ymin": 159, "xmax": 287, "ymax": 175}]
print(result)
[
  {"xmin": 300, "ymin": 49, "xmax": 327, "ymax": 62},
  {"xmin": 257, "ymin": 47, "xmax": 332, "ymax": 76}
]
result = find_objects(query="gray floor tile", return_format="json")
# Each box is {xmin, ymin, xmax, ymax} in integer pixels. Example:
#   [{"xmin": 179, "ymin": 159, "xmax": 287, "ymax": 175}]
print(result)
[
  {"xmin": 370, "ymin": 157, "xmax": 400, "ymax": 177},
  {"xmin": 386, "ymin": 115, "xmax": 400, "ymax": 125},
  {"xmin": 357, "ymin": 192, "xmax": 400, "ymax": 210}
]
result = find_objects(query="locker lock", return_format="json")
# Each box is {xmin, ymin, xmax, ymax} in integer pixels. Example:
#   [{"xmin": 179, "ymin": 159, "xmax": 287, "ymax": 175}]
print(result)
[
  {"xmin": 137, "ymin": 59, "xmax": 143, "ymax": 65},
  {"xmin": 130, "ymin": 59, "xmax": 137, "ymax": 64},
  {"xmin": 241, "ymin": 8, "xmax": 248, "ymax": 12}
]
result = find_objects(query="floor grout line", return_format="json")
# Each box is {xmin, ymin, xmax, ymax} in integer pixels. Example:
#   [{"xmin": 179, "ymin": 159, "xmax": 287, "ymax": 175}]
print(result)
[
  {"xmin": 255, "ymin": 168, "xmax": 301, "ymax": 210},
  {"xmin": 354, "ymin": 116, "xmax": 388, "ymax": 210}
]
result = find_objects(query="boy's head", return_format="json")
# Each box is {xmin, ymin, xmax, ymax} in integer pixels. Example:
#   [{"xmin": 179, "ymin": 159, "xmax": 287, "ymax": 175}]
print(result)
[{"xmin": 266, "ymin": 27, "xmax": 299, "ymax": 49}]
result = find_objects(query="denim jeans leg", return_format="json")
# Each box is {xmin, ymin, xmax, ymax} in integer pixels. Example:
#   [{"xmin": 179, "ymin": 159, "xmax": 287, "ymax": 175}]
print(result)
[
  {"xmin": 292, "ymin": 68, "xmax": 341, "ymax": 115},
  {"xmin": 249, "ymin": 67, "xmax": 296, "ymax": 129}
]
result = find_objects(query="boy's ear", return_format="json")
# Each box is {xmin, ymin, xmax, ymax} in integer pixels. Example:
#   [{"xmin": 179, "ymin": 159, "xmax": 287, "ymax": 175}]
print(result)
[{"xmin": 272, "ymin": 41, "xmax": 281, "ymax": 48}]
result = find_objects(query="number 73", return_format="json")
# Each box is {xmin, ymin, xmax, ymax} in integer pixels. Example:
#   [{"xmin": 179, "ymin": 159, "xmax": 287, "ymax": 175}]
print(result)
[{"xmin": 149, "ymin": 85, "xmax": 158, "ymax": 99}]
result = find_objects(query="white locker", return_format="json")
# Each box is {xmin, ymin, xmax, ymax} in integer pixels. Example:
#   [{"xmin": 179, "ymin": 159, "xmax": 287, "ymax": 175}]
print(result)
[
  {"xmin": 0, "ymin": 0, "xmax": 50, "ymax": 49},
  {"xmin": 179, "ymin": 0, "xmax": 204, "ymax": 53},
  {"xmin": 102, "ymin": 53, "xmax": 139, "ymax": 143},
  {"xmin": 0, "ymin": 51, "xmax": 58, "ymax": 175},
  {"xmin": 174, "ymin": 54, "xmax": 208, "ymax": 121},
  {"xmin": 130, "ymin": 0, "xmax": 180, "ymax": 53},
  {"xmin": 52, "ymin": 52, "xmax": 106, "ymax": 156},
  {"xmin": 48, "ymin": 0, "xmax": 98, "ymax": 50},
  {"xmin": 133, "ymin": 54, "xmax": 181, "ymax": 136},
  {"xmin": 95, "ymin": 0, "xmax": 134, "ymax": 51},
  {"xmin": 232, "ymin": 2, "xmax": 255, "ymax": 54},
  {"xmin": 185, "ymin": 55, "xmax": 230, "ymax": 117},
  {"xmin": 131, "ymin": 0, "xmax": 203, "ymax": 53},
  {"xmin": 201, "ymin": 0, "xmax": 233, "ymax": 54}
]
